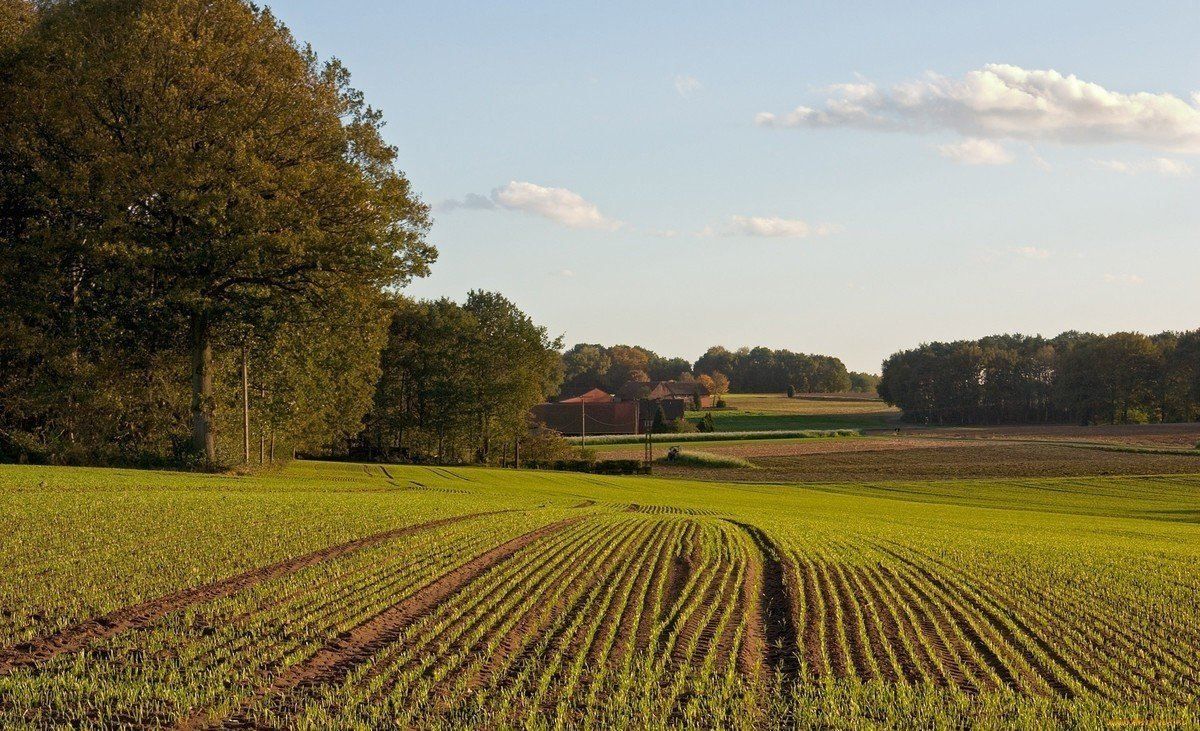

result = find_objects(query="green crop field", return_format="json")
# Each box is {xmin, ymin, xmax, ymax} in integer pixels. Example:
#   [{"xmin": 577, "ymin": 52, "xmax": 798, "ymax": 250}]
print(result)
[
  {"xmin": 691, "ymin": 393, "xmax": 901, "ymax": 432},
  {"xmin": 2, "ymin": 461, "xmax": 1199, "ymax": 728}
]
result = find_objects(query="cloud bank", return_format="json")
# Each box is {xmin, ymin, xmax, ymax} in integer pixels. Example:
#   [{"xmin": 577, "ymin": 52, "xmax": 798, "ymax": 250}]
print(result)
[{"xmin": 757, "ymin": 64, "xmax": 1200, "ymax": 152}]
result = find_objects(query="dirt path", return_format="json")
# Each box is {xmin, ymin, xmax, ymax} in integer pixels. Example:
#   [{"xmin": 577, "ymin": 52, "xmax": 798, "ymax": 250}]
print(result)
[{"xmin": 0, "ymin": 512, "xmax": 503, "ymax": 677}]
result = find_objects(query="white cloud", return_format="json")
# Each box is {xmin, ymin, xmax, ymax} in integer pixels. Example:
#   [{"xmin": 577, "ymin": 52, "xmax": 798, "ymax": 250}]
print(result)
[
  {"xmin": 674, "ymin": 75, "xmax": 702, "ymax": 98},
  {"xmin": 1104, "ymin": 273, "xmax": 1145, "ymax": 285},
  {"xmin": 1013, "ymin": 246, "xmax": 1051, "ymax": 259},
  {"xmin": 1092, "ymin": 157, "xmax": 1193, "ymax": 177},
  {"xmin": 719, "ymin": 215, "xmax": 839, "ymax": 239},
  {"xmin": 757, "ymin": 64, "xmax": 1200, "ymax": 152},
  {"xmin": 439, "ymin": 181, "xmax": 619, "ymax": 230},
  {"xmin": 937, "ymin": 138, "xmax": 1014, "ymax": 165},
  {"xmin": 556, "ymin": 268, "xmax": 575, "ymax": 278},
  {"xmin": 434, "ymin": 192, "xmax": 495, "ymax": 212}
]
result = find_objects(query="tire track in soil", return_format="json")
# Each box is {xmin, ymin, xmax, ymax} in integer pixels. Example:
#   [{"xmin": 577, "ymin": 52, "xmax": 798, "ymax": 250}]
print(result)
[
  {"xmin": 0, "ymin": 511, "xmax": 508, "ymax": 677},
  {"xmin": 725, "ymin": 522, "xmax": 801, "ymax": 680},
  {"xmin": 196, "ymin": 515, "xmax": 585, "ymax": 730}
]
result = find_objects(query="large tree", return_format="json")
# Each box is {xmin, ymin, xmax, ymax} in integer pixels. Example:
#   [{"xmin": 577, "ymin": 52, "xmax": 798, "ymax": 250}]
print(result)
[{"xmin": 1, "ymin": 0, "xmax": 433, "ymax": 464}]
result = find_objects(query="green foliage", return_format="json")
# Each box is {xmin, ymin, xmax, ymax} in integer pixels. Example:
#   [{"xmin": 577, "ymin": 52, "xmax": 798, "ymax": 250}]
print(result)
[
  {"xmin": 695, "ymin": 345, "xmax": 851, "ymax": 393},
  {"xmin": 0, "ymin": 0, "xmax": 434, "ymax": 466},
  {"xmin": 365, "ymin": 292, "xmax": 562, "ymax": 464},
  {"xmin": 660, "ymin": 448, "xmax": 753, "ymax": 468},
  {"xmin": 880, "ymin": 330, "xmax": 1200, "ymax": 426}
]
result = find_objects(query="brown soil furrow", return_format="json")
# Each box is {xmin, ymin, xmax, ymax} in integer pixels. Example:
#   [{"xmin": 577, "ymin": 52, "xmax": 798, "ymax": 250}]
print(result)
[
  {"xmin": 883, "ymin": 543, "xmax": 1104, "ymax": 698},
  {"xmin": 728, "ymin": 522, "xmax": 801, "ymax": 680},
  {"xmin": 876, "ymin": 563, "xmax": 977, "ymax": 693},
  {"xmin": 655, "ymin": 523, "xmax": 700, "ymax": 652},
  {"xmin": 495, "ymin": 522, "xmax": 649, "ymax": 692},
  {"xmin": 886, "ymin": 562, "xmax": 1008, "ymax": 692},
  {"xmin": 824, "ymin": 559, "xmax": 877, "ymax": 681},
  {"xmin": 634, "ymin": 522, "xmax": 684, "ymax": 654},
  {"xmin": 687, "ymin": 537, "xmax": 740, "ymax": 670},
  {"xmin": 669, "ymin": 547, "xmax": 726, "ymax": 668},
  {"xmin": 798, "ymin": 559, "xmax": 828, "ymax": 679},
  {"xmin": 0, "ymin": 512, "xmax": 503, "ymax": 677},
  {"xmin": 590, "ymin": 521, "xmax": 672, "ymax": 670},
  {"xmin": 843, "ymin": 564, "xmax": 902, "ymax": 683},
  {"xmin": 461, "ymin": 522, "xmax": 619, "ymax": 690},
  {"xmin": 200, "ymin": 516, "xmax": 583, "ymax": 730},
  {"xmin": 858, "ymin": 563, "xmax": 942, "ymax": 686},
  {"xmin": 812, "ymin": 559, "xmax": 851, "ymax": 678},
  {"xmin": 367, "ymin": 519, "xmax": 613, "ymax": 704}
]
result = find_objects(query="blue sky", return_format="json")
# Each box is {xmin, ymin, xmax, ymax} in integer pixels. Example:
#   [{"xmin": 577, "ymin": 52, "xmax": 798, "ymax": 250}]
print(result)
[{"xmin": 274, "ymin": 1, "xmax": 1200, "ymax": 373}]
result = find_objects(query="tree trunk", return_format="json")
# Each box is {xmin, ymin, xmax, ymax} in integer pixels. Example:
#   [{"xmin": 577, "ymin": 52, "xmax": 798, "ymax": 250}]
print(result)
[
  {"xmin": 241, "ymin": 342, "xmax": 251, "ymax": 464},
  {"xmin": 189, "ymin": 314, "xmax": 216, "ymax": 466}
]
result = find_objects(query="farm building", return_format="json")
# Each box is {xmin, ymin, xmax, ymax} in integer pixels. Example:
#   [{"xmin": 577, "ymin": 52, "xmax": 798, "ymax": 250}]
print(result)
[
  {"xmin": 555, "ymin": 387, "xmax": 614, "ymax": 404},
  {"xmin": 529, "ymin": 401, "xmax": 640, "ymax": 436},
  {"xmin": 616, "ymin": 380, "xmax": 713, "ymax": 408},
  {"xmin": 528, "ymin": 397, "xmax": 685, "ymax": 436}
]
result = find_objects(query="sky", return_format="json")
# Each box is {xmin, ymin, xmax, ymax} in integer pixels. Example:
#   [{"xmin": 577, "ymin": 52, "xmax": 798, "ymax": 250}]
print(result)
[{"xmin": 272, "ymin": 1, "xmax": 1200, "ymax": 373}]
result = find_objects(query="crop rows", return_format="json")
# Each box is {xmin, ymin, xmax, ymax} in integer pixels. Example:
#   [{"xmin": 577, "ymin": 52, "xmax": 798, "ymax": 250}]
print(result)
[{"xmin": 3, "ymin": 470, "xmax": 1199, "ymax": 729}]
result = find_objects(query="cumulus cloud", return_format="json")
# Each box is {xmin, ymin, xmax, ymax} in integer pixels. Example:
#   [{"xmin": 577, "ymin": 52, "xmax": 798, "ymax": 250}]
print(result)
[
  {"xmin": 491, "ymin": 181, "xmax": 619, "ymax": 230},
  {"xmin": 438, "ymin": 181, "xmax": 619, "ymax": 230},
  {"xmin": 714, "ymin": 215, "xmax": 840, "ymax": 239},
  {"xmin": 1013, "ymin": 246, "xmax": 1051, "ymax": 259},
  {"xmin": 1092, "ymin": 157, "xmax": 1193, "ymax": 177},
  {"xmin": 674, "ymin": 75, "xmax": 702, "ymax": 98},
  {"xmin": 1104, "ymin": 273, "xmax": 1145, "ymax": 285},
  {"xmin": 757, "ymin": 64, "xmax": 1200, "ymax": 152},
  {"xmin": 937, "ymin": 138, "xmax": 1014, "ymax": 165}
]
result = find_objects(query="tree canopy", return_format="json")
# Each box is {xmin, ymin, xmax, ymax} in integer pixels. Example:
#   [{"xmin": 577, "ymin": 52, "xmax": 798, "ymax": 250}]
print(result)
[
  {"xmin": 0, "ymin": 0, "xmax": 434, "ymax": 464},
  {"xmin": 878, "ymin": 330, "xmax": 1200, "ymax": 425}
]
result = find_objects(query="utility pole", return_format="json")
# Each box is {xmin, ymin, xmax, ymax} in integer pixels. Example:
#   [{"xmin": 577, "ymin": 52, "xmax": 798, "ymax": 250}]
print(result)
[
  {"xmin": 580, "ymin": 400, "xmax": 586, "ymax": 454},
  {"xmin": 241, "ymin": 342, "xmax": 250, "ymax": 465}
]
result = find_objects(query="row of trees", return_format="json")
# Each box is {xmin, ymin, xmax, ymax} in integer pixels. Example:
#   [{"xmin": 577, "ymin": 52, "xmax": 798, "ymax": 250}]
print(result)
[
  {"xmin": 363, "ymin": 292, "xmax": 562, "ymax": 464},
  {"xmin": 1, "ymin": 0, "xmax": 435, "ymax": 465},
  {"xmin": 878, "ymin": 331, "xmax": 1200, "ymax": 425},
  {"xmin": 694, "ymin": 346, "xmax": 853, "ymax": 394},
  {"xmin": 559, "ymin": 344, "xmax": 694, "ymax": 392},
  {"xmin": 560, "ymin": 343, "xmax": 862, "ymax": 395}
]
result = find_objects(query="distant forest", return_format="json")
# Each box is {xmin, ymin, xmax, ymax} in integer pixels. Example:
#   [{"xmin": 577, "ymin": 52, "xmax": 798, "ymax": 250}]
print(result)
[
  {"xmin": 561, "ymin": 343, "xmax": 879, "ymax": 395},
  {"xmin": 879, "ymin": 331, "xmax": 1200, "ymax": 425}
]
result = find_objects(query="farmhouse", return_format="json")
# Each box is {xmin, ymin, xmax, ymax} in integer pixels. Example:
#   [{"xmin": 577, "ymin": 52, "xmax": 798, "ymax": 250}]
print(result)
[
  {"xmin": 616, "ymin": 380, "xmax": 713, "ymax": 408},
  {"xmin": 529, "ymin": 401, "xmax": 640, "ymax": 436}
]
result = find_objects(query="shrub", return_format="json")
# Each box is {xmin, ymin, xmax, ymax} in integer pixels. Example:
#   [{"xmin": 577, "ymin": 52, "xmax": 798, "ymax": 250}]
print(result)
[
  {"xmin": 787, "ymin": 385, "xmax": 796, "ymax": 398},
  {"xmin": 520, "ymin": 428, "xmax": 575, "ymax": 463},
  {"xmin": 659, "ymin": 449, "xmax": 753, "ymax": 469}
]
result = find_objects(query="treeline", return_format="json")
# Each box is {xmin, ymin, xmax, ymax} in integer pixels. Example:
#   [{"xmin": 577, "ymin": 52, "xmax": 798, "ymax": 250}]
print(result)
[
  {"xmin": 694, "ymin": 347, "xmax": 853, "ymax": 394},
  {"xmin": 0, "ymin": 0, "xmax": 436, "ymax": 465},
  {"xmin": 560, "ymin": 344, "xmax": 694, "ymax": 392},
  {"xmin": 878, "ymin": 331, "xmax": 1200, "ymax": 425},
  {"xmin": 363, "ymin": 292, "xmax": 562, "ymax": 464},
  {"xmin": 561, "ymin": 343, "xmax": 863, "ymax": 395}
]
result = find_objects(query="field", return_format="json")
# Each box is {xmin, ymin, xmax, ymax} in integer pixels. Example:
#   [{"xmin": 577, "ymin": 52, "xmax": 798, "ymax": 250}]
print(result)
[
  {"xmin": 2, "ymin": 459, "xmax": 1200, "ymax": 728},
  {"xmin": 690, "ymin": 393, "xmax": 901, "ymax": 431}
]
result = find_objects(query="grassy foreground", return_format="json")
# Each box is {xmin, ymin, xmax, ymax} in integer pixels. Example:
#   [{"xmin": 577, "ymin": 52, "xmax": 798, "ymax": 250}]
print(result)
[{"xmin": 0, "ymin": 461, "xmax": 1198, "ymax": 728}]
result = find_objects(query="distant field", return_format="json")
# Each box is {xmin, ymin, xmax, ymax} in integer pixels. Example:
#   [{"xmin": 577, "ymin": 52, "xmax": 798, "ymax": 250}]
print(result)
[
  {"xmin": 692, "ymin": 392, "xmax": 901, "ymax": 431},
  {"xmin": 1, "ymin": 461, "xmax": 1199, "ymax": 727}
]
